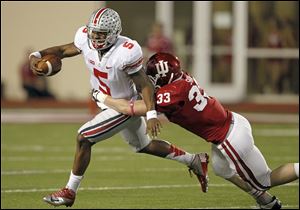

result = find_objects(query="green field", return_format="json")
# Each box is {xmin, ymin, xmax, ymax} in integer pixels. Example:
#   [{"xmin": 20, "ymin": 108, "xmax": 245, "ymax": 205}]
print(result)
[{"xmin": 1, "ymin": 122, "xmax": 299, "ymax": 209}]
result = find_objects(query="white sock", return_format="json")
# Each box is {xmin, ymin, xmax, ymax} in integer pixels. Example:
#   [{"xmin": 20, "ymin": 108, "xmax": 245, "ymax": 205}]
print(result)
[
  {"xmin": 248, "ymin": 189, "xmax": 272, "ymax": 205},
  {"xmin": 66, "ymin": 171, "xmax": 83, "ymax": 193},
  {"xmin": 165, "ymin": 145, "xmax": 194, "ymax": 166},
  {"xmin": 294, "ymin": 163, "xmax": 299, "ymax": 177},
  {"xmin": 248, "ymin": 188, "xmax": 264, "ymax": 199}
]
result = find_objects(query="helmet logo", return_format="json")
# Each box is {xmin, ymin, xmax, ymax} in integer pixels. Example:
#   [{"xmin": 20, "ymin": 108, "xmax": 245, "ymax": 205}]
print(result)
[{"xmin": 155, "ymin": 60, "xmax": 169, "ymax": 77}]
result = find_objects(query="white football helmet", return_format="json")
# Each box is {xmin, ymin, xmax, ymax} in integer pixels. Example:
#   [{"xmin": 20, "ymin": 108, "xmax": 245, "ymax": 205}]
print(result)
[{"xmin": 86, "ymin": 8, "xmax": 122, "ymax": 51}]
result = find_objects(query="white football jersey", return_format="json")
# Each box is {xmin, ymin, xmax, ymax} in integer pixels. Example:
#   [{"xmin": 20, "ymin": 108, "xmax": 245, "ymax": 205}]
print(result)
[{"xmin": 74, "ymin": 26, "xmax": 143, "ymax": 100}]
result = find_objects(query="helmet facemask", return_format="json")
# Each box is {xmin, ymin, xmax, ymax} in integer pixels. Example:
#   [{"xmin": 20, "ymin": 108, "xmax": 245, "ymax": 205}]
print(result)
[
  {"xmin": 148, "ymin": 73, "xmax": 162, "ymax": 90},
  {"xmin": 87, "ymin": 29, "xmax": 108, "ymax": 50},
  {"xmin": 146, "ymin": 53, "xmax": 183, "ymax": 89}
]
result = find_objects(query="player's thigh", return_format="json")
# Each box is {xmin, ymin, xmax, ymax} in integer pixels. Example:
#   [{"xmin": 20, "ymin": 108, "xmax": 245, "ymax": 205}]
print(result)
[
  {"xmin": 120, "ymin": 116, "xmax": 151, "ymax": 152},
  {"xmin": 220, "ymin": 112, "xmax": 271, "ymax": 190},
  {"xmin": 226, "ymin": 112, "xmax": 255, "ymax": 157},
  {"xmin": 211, "ymin": 144, "xmax": 235, "ymax": 179},
  {"xmin": 227, "ymin": 112, "xmax": 270, "ymax": 175},
  {"xmin": 78, "ymin": 108, "xmax": 132, "ymax": 143}
]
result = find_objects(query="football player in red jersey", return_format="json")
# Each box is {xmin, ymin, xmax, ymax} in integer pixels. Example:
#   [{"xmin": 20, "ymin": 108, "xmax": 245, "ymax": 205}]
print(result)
[{"xmin": 93, "ymin": 52, "xmax": 299, "ymax": 209}]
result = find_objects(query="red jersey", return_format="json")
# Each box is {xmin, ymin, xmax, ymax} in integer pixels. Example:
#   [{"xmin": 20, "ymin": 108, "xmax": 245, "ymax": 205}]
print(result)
[{"xmin": 155, "ymin": 73, "xmax": 232, "ymax": 144}]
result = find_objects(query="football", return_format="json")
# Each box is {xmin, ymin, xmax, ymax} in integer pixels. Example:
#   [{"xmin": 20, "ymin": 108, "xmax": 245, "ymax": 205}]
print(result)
[{"xmin": 36, "ymin": 54, "xmax": 62, "ymax": 76}]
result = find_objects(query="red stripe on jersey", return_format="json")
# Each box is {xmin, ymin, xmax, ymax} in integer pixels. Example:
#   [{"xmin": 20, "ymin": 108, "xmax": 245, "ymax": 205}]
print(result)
[
  {"xmin": 123, "ymin": 56, "xmax": 143, "ymax": 70},
  {"xmin": 93, "ymin": 8, "xmax": 107, "ymax": 25},
  {"xmin": 170, "ymin": 145, "xmax": 186, "ymax": 157},
  {"xmin": 83, "ymin": 115, "xmax": 129, "ymax": 137},
  {"xmin": 99, "ymin": 82, "xmax": 110, "ymax": 95},
  {"xmin": 97, "ymin": 70, "xmax": 108, "ymax": 79},
  {"xmin": 225, "ymin": 140, "xmax": 270, "ymax": 190}
]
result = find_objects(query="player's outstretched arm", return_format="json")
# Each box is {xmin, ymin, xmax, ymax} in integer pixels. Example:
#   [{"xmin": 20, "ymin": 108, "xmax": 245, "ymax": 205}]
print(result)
[
  {"xmin": 29, "ymin": 42, "xmax": 80, "ymax": 75},
  {"xmin": 106, "ymin": 97, "xmax": 147, "ymax": 116},
  {"xmin": 91, "ymin": 89, "xmax": 147, "ymax": 116}
]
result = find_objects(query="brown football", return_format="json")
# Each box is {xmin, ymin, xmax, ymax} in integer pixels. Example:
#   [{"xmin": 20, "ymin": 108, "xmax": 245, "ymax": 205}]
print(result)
[{"xmin": 36, "ymin": 54, "xmax": 62, "ymax": 76}]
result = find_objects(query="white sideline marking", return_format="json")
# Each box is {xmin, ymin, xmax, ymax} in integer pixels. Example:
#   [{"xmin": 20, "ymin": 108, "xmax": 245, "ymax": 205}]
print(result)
[
  {"xmin": 253, "ymin": 129, "xmax": 299, "ymax": 137},
  {"xmin": 184, "ymin": 205, "xmax": 299, "ymax": 209},
  {"xmin": 1, "ymin": 182, "xmax": 298, "ymax": 193},
  {"xmin": 1, "ymin": 156, "xmax": 133, "ymax": 161},
  {"xmin": 2, "ymin": 127, "xmax": 298, "ymax": 153},
  {"xmin": 1, "ymin": 145, "xmax": 130, "ymax": 153},
  {"xmin": 2, "ymin": 154, "xmax": 298, "ymax": 162},
  {"xmin": 1, "ymin": 168, "xmax": 186, "ymax": 175},
  {"xmin": 2, "ymin": 111, "xmax": 299, "ymax": 124}
]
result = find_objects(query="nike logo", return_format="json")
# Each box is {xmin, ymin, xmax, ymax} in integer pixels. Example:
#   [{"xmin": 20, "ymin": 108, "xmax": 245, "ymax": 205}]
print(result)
[{"xmin": 106, "ymin": 66, "xmax": 112, "ymax": 69}]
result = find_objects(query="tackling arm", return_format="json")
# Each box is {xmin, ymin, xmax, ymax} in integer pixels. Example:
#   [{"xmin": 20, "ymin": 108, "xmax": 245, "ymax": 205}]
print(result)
[
  {"xmin": 91, "ymin": 88, "xmax": 147, "ymax": 116},
  {"xmin": 104, "ymin": 96, "xmax": 147, "ymax": 116}
]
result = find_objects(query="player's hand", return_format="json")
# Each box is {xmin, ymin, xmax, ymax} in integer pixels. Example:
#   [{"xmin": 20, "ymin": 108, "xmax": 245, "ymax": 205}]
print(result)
[
  {"xmin": 146, "ymin": 118, "xmax": 162, "ymax": 139},
  {"xmin": 29, "ymin": 55, "xmax": 43, "ymax": 76},
  {"xmin": 91, "ymin": 89, "xmax": 108, "ymax": 103}
]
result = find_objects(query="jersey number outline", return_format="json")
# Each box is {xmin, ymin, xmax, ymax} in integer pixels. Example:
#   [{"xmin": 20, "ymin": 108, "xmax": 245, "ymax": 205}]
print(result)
[
  {"xmin": 188, "ymin": 85, "xmax": 208, "ymax": 111},
  {"xmin": 157, "ymin": 92, "xmax": 171, "ymax": 104},
  {"xmin": 93, "ymin": 68, "xmax": 111, "ymax": 95}
]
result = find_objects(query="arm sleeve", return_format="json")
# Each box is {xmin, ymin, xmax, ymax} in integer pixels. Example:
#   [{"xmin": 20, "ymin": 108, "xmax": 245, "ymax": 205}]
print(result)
[
  {"xmin": 74, "ymin": 26, "xmax": 88, "ymax": 51},
  {"xmin": 120, "ymin": 41, "xmax": 144, "ymax": 75}
]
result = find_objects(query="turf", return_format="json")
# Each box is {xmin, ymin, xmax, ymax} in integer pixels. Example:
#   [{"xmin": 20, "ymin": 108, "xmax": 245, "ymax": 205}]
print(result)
[{"xmin": 1, "ymin": 122, "xmax": 299, "ymax": 209}]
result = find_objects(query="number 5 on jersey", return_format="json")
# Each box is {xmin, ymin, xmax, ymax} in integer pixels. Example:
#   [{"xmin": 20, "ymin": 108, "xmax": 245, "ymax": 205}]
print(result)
[{"xmin": 93, "ymin": 68, "xmax": 111, "ymax": 95}]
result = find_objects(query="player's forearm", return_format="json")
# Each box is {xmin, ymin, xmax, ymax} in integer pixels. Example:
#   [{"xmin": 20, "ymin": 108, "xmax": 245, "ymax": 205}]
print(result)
[
  {"xmin": 130, "ymin": 69, "xmax": 156, "ymax": 112},
  {"xmin": 104, "ymin": 97, "xmax": 131, "ymax": 114},
  {"xmin": 38, "ymin": 43, "xmax": 80, "ymax": 59},
  {"xmin": 104, "ymin": 96, "xmax": 147, "ymax": 116},
  {"xmin": 141, "ymin": 85, "xmax": 156, "ymax": 111}
]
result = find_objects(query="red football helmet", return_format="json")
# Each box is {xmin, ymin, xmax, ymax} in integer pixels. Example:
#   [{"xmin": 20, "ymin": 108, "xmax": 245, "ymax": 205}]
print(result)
[{"xmin": 146, "ymin": 52, "xmax": 183, "ymax": 89}]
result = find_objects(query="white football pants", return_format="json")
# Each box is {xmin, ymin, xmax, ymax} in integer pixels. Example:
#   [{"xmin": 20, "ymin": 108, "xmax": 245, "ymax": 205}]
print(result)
[
  {"xmin": 78, "ymin": 107, "xmax": 151, "ymax": 152},
  {"xmin": 211, "ymin": 112, "xmax": 272, "ymax": 191}
]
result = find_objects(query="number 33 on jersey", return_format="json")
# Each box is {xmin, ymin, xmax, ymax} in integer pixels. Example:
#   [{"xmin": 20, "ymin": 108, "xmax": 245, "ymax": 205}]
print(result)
[
  {"xmin": 156, "ymin": 75, "xmax": 208, "ymax": 112},
  {"xmin": 155, "ymin": 72, "xmax": 231, "ymax": 143}
]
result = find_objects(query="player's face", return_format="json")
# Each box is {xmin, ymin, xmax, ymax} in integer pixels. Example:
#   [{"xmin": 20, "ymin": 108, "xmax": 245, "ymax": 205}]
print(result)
[{"xmin": 88, "ymin": 30, "xmax": 108, "ymax": 49}]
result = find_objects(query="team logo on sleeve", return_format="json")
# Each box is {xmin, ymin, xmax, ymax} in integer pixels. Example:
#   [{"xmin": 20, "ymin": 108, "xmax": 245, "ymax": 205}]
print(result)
[{"xmin": 155, "ymin": 60, "xmax": 169, "ymax": 77}]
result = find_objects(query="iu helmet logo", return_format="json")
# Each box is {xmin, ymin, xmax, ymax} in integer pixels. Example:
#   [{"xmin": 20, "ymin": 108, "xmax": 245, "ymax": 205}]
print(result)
[
  {"xmin": 155, "ymin": 60, "xmax": 169, "ymax": 77},
  {"xmin": 146, "ymin": 52, "xmax": 183, "ymax": 89}
]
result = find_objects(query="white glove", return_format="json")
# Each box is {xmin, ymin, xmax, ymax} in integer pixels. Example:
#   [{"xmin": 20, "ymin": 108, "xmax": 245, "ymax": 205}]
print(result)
[{"xmin": 92, "ymin": 89, "xmax": 108, "ymax": 103}]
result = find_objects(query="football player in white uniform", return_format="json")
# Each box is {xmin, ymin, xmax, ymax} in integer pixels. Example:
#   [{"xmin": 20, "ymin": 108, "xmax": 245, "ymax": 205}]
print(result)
[{"xmin": 29, "ymin": 8, "xmax": 209, "ymax": 207}]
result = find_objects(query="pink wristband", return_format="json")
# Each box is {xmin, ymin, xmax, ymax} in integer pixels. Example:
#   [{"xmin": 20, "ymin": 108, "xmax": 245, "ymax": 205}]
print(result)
[{"xmin": 129, "ymin": 99, "xmax": 135, "ymax": 116}]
